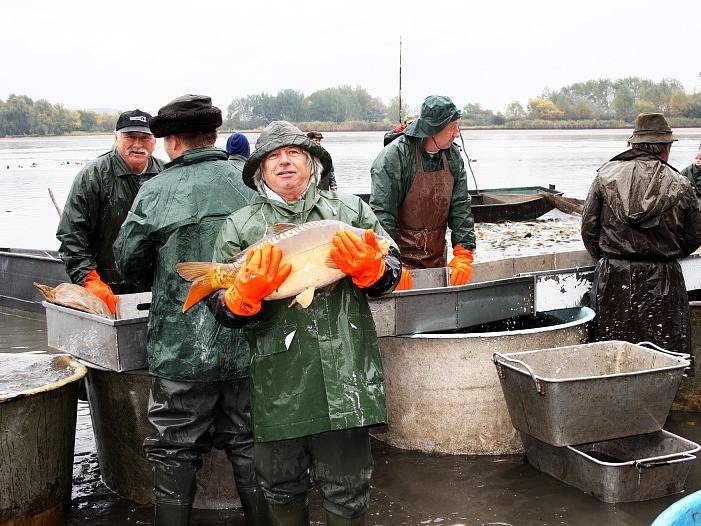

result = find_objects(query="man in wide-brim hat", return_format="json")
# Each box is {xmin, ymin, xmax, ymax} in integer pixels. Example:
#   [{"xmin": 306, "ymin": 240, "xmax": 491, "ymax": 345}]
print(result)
[
  {"xmin": 369, "ymin": 94, "xmax": 476, "ymax": 291},
  {"xmin": 114, "ymin": 94, "xmax": 268, "ymax": 525},
  {"xmin": 207, "ymin": 120, "xmax": 401, "ymax": 524},
  {"xmin": 581, "ymin": 112, "xmax": 701, "ymax": 357}
]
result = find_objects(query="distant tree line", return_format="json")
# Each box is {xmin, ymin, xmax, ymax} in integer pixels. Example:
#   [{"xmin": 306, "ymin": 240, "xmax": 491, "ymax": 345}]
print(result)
[
  {"xmin": 0, "ymin": 94, "xmax": 118, "ymax": 137},
  {"xmin": 225, "ymin": 86, "xmax": 408, "ymax": 129},
  {"xmin": 461, "ymin": 77, "xmax": 701, "ymax": 127},
  {"xmin": 3, "ymin": 77, "xmax": 701, "ymax": 137}
]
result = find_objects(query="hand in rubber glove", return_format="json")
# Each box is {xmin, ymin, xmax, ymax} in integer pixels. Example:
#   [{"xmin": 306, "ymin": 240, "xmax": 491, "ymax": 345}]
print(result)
[
  {"xmin": 394, "ymin": 265, "xmax": 413, "ymax": 291},
  {"xmin": 83, "ymin": 269, "xmax": 117, "ymax": 315},
  {"xmin": 448, "ymin": 246, "xmax": 474, "ymax": 286},
  {"xmin": 330, "ymin": 229, "xmax": 386, "ymax": 288},
  {"xmin": 224, "ymin": 244, "xmax": 291, "ymax": 316}
]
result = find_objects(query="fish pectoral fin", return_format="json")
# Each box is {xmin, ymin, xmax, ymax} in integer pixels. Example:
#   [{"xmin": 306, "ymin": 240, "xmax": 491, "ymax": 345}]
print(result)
[
  {"xmin": 289, "ymin": 287, "xmax": 315, "ymax": 309},
  {"xmin": 325, "ymin": 255, "xmax": 339, "ymax": 269},
  {"xmin": 272, "ymin": 223, "xmax": 298, "ymax": 235}
]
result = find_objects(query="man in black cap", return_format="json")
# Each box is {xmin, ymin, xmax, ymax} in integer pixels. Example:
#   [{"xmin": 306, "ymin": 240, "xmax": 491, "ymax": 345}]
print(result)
[
  {"xmin": 582, "ymin": 112, "xmax": 701, "ymax": 355},
  {"xmin": 56, "ymin": 109, "xmax": 164, "ymax": 314},
  {"xmin": 114, "ymin": 95, "xmax": 267, "ymax": 525}
]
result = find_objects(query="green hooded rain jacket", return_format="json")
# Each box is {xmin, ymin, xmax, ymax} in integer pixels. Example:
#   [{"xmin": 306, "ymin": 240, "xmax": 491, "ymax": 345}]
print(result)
[
  {"xmin": 114, "ymin": 147, "xmax": 257, "ymax": 381},
  {"xmin": 369, "ymin": 135, "xmax": 476, "ymax": 250},
  {"xmin": 210, "ymin": 185, "xmax": 397, "ymax": 442},
  {"xmin": 57, "ymin": 149, "xmax": 165, "ymax": 291}
]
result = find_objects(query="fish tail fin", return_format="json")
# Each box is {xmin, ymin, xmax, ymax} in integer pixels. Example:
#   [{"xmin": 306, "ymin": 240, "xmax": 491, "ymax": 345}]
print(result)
[
  {"xmin": 182, "ymin": 278, "xmax": 219, "ymax": 313},
  {"xmin": 177, "ymin": 262, "xmax": 221, "ymax": 313}
]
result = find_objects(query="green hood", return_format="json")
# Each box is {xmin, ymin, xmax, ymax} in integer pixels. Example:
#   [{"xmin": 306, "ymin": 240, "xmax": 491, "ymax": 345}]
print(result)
[
  {"xmin": 404, "ymin": 95, "xmax": 461, "ymax": 138},
  {"xmin": 242, "ymin": 120, "xmax": 333, "ymax": 190}
]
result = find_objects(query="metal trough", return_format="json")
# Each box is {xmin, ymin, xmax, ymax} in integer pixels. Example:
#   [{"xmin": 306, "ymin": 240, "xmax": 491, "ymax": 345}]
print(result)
[
  {"xmin": 494, "ymin": 341, "xmax": 691, "ymax": 446},
  {"xmin": 0, "ymin": 354, "xmax": 86, "ymax": 525},
  {"xmin": 374, "ymin": 307, "xmax": 595, "ymax": 455},
  {"xmin": 521, "ymin": 430, "xmax": 700, "ymax": 503},
  {"xmin": 84, "ymin": 367, "xmax": 240, "ymax": 509}
]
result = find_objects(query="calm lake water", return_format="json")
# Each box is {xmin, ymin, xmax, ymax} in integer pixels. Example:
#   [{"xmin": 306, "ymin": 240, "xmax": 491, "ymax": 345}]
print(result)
[{"xmin": 1, "ymin": 129, "xmax": 700, "ymax": 250}]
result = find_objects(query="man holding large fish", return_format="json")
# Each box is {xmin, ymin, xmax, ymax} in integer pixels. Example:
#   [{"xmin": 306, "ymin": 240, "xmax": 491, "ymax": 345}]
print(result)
[
  {"xmin": 197, "ymin": 121, "xmax": 401, "ymax": 525},
  {"xmin": 370, "ymin": 95, "xmax": 477, "ymax": 290},
  {"xmin": 114, "ymin": 95, "xmax": 270, "ymax": 526}
]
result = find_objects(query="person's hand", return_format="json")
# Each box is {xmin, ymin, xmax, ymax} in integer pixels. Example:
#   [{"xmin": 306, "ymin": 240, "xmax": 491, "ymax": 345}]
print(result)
[
  {"xmin": 330, "ymin": 229, "xmax": 386, "ymax": 288},
  {"xmin": 394, "ymin": 265, "xmax": 413, "ymax": 291},
  {"xmin": 223, "ymin": 244, "xmax": 291, "ymax": 316},
  {"xmin": 448, "ymin": 246, "xmax": 474, "ymax": 286},
  {"xmin": 83, "ymin": 269, "xmax": 117, "ymax": 315}
]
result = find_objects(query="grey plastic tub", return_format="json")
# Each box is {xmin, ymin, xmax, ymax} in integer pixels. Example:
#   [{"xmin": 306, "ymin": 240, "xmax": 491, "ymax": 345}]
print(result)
[
  {"xmin": 522, "ymin": 430, "xmax": 700, "ymax": 503},
  {"xmin": 493, "ymin": 340, "xmax": 691, "ymax": 446}
]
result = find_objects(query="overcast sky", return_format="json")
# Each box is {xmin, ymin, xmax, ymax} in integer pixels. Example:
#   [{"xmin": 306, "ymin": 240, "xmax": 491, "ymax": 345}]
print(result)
[{"xmin": 3, "ymin": 0, "xmax": 700, "ymax": 116}]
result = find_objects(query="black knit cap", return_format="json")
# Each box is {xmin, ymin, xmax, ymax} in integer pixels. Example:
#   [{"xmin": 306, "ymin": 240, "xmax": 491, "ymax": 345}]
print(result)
[{"xmin": 148, "ymin": 94, "xmax": 222, "ymax": 138}]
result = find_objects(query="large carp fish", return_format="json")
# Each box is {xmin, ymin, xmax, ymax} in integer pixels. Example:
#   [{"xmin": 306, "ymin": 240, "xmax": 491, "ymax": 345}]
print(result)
[{"xmin": 176, "ymin": 219, "xmax": 391, "ymax": 312}]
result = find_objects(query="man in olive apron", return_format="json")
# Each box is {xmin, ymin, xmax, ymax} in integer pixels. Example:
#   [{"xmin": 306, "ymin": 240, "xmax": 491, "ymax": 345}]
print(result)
[{"xmin": 369, "ymin": 95, "xmax": 476, "ymax": 289}]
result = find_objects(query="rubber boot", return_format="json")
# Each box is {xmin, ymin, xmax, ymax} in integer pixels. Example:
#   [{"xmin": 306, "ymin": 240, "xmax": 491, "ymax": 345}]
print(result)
[
  {"xmin": 324, "ymin": 510, "xmax": 366, "ymax": 526},
  {"xmin": 152, "ymin": 461, "xmax": 197, "ymax": 526},
  {"xmin": 238, "ymin": 487, "xmax": 272, "ymax": 526},
  {"xmin": 154, "ymin": 501, "xmax": 192, "ymax": 526},
  {"xmin": 268, "ymin": 496, "xmax": 310, "ymax": 526}
]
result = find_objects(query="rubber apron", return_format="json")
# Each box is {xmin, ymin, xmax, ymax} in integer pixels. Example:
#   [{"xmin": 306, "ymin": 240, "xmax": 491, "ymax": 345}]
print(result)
[{"xmin": 395, "ymin": 143, "xmax": 454, "ymax": 268}]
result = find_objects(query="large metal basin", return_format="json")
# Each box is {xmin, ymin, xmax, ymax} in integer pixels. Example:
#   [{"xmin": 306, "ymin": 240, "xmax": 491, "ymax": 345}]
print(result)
[
  {"xmin": 374, "ymin": 307, "xmax": 594, "ymax": 455},
  {"xmin": 0, "ymin": 354, "xmax": 86, "ymax": 525},
  {"xmin": 84, "ymin": 367, "xmax": 240, "ymax": 509}
]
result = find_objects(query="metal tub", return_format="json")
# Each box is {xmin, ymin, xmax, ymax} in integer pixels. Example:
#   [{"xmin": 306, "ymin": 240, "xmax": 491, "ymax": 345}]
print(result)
[
  {"xmin": 375, "ymin": 307, "xmax": 594, "ymax": 455},
  {"xmin": 494, "ymin": 341, "xmax": 692, "ymax": 446},
  {"xmin": 43, "ymin": 293, "xmax": 150, "ymax": 372},
  {"xmin": 0, "ymin": 354, "xmax": 86, "ymax": 525},
  {"xmin": 521, "ymin": 430, "xmax": 700, "ymax": 503},
  {"xmin": 84, "ymin": 367, "xmax": 240, "ymax": 509}
]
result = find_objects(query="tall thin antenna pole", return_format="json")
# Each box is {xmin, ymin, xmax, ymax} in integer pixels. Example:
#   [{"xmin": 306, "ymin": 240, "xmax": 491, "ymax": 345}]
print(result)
[{"xmin": 398, "ymin": 35, "xmax": 403, "ymax": 123}]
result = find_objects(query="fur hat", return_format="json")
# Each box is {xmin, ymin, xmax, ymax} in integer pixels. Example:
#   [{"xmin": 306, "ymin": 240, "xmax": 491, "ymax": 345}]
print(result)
[{"xmin": 148, "ymin": 94, "xmax": 222, "ymax": 138}]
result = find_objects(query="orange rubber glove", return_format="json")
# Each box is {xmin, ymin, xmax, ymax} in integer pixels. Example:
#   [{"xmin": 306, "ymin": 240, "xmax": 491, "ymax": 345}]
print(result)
[
  {"xmin": 448, "ymin": 246, "xmax": 474, "ymax": 286},
  {"xmin": 330, "ymin": 229, "xmax": 386, "ymax": 288},
  {"xmin": 394, "ymin": 265, "xmax": 413, "ymax": 291},
  {"xmin": 223, "ymin": 244, "xmax": 291, "ymax": 316},
  {"xmin": 83, "ymin": 269, "xmax": 117, "ymax": 315}
]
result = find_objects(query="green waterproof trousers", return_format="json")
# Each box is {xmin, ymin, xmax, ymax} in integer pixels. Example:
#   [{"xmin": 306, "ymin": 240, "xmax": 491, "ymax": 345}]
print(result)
[
  {"xmin": 144, "ymin": 376, "xmax": 270, "ymax": 525},
  {"xmin": 255, "ymin": 427, "xmax": 373, "ymax": 521}
]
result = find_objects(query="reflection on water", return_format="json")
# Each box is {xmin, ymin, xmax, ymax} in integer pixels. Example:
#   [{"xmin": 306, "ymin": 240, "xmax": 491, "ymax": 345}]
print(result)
[{"xmin": 1, "ymin": 129, "xmax": 700, "ymax": 250}]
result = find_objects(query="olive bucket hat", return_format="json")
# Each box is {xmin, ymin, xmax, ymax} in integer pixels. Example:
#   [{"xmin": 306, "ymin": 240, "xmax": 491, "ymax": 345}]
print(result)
[
  {"xmin": 404, "ymin": 95, "xmax": 461, "ymax": 138},
  {"xmin": 628, "ymin": 112, "xmax": 677, "ymax": 144},
  {"xmin": 242, "ymin": 121, "xmax": 333, "ymax": 190}
]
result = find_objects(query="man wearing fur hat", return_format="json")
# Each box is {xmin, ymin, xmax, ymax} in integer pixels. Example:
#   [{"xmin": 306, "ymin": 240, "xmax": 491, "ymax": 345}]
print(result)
[
  {"xmin": 207, "ymin": 120, "xmax": 402, "ymax": 525},
  {"xmin": 370, "ymin": 95, "xmax": 476, "ymax": 291},
  {"xmin": 581, "ymin": 113, "xmax": 701, "ymax": 355},
  {"xmin": 114, "ymin": 95, "xmax": 268, "ymax": 525}
]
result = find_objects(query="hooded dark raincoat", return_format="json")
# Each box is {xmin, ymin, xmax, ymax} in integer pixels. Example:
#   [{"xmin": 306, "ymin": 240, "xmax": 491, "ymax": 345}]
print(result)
[
  {"xmin": 114, "ymin": 147, "xmax": 257, "ymax": 381},
  {"xmin": 57, "ymin": 149, "xmax": 165, "ymax": 292},
  {"xmin": 581, "ymin": 149, "xmax": 701, "ymax": 354},
  {"xmin": 209, "ymin": 185, "xmax": 399, "ymax": 443},
  {"xmin": 681, "ymin": 163, "xmax": 701, "ymax": 205}
]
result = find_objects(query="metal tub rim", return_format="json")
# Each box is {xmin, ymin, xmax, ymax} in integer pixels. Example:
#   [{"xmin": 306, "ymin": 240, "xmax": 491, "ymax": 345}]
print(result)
[
  {"xmin": 42, "ymin": 300, "xmax": 148, "ymax": 326},
  {"xmin": 0, "ymin": 354, "xmax": 86, "ymax": 402},
  {"xmin": 391, "ymin": 306, "xmax": 595, "ymax": 340},
  {"xmin": 565, "ymin": 429, "xmax": 701, "ymax": 467},
  {"xmin": 493, "ymin": 340, "xmax": 691, "ymax": 386}
]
